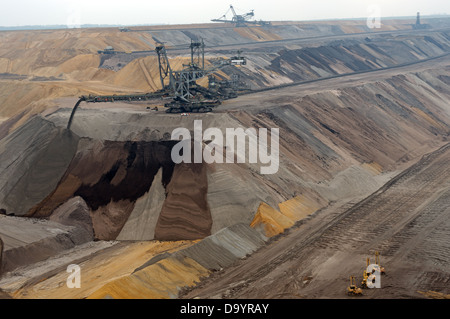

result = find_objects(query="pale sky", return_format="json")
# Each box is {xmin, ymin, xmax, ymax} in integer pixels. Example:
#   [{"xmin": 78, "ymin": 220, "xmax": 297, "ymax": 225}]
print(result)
[{"xmin": 0, "ymin": 0, "xmax": 449, "ymax": 27}]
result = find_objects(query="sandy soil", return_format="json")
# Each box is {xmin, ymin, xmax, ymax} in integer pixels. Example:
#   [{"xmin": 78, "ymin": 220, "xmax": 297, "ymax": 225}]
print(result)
[
  {"xmin": 181, "ymin": 143, "xmax": 450, "ymax": 299},
  {"xmin": 6, "ymin": 240, "xmax": 196, "ymax": 299}
]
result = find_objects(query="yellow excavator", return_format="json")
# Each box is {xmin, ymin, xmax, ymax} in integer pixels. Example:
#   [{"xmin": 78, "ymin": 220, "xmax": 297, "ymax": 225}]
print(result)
[
  {"xmin": 347, "ymin": 276, "xmax": 363, "ymax": 296},
  {"xmin": 361, "ymin": 257, "xmax": 370, "ymax": 288},
  {"xmin": 375, "ymin": 251, "xmax": 386, "ymax": 275},
  {"xmin": 362, "ymin": 252, "xmax": 385, "ymax": 288}
]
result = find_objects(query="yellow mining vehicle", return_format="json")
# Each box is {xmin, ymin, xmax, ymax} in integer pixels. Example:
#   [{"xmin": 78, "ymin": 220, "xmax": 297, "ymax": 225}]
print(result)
[
  {"xmin": 375, "ymin": 251, "xmax": 385, "ymax": 275},
  {"xmin": 361, "ymin": 257, "xmax": 370, "ymax": 288},
  {"xmin": 347, "ymin": 276, "xmax": 363, "ymax": 296}
]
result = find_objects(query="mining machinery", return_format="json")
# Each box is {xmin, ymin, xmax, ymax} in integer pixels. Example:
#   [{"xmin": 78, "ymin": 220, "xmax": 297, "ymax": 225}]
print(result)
[
  {"xmin": 155, "ymin": 39, "xmax": 247, "ymax": 113},
  {"xmin": 212, "ymin": 5, "xmax": 271, "ymax": 27},
  {"xmin": 375, "ymin": 251, "xmax": 386, "ymax": 275},
  {"xmin": 208, "ymin": 73, "xmax": 250, "ymax": 99},
  {"xmin": 412, "ymin": 12, "xmax": 430, "ymax": 30},
  {"xmin": 67, "ymin": 40, "xmax": 247, "ymax": 129},
  {"xmin": 347, "ymin": 276, "xmax": 363, "ymax": 296},
  {"xmin": 361, "ymin": 257, "xmax": 371, "ymax": 289},
  {"xmin": 361, "ymin": 254, "xmax": 384, "ymax": 289}
]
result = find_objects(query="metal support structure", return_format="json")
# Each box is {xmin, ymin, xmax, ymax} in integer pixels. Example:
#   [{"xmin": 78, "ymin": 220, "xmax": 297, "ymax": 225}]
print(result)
[
  {"xmin": 189, "ymin": 39, "xmax": 205, "ymax": 70},
  {"xmin": 153, "ymin": 40, "xmax": 248, "ymax": 113},
  {"xmin": 156, "ymin": 44, "xmax": 175, "ymax": 90},
  {"xmin": 65, "ymin": 40, "xmax": 249, "ymax": 128},
  {"xmin": 173, "ymin": 69, "xmax": 206, "ymax": 101},
  {"xmin": 211, "ymin": 5, "xmax": 270, "ymax": 27}
]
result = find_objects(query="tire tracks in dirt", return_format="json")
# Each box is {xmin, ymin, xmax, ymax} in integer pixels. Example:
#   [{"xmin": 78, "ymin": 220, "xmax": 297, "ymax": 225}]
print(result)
[{"xmin": 181, "ymin": 143, "xmax": 450, "ymax": 298}]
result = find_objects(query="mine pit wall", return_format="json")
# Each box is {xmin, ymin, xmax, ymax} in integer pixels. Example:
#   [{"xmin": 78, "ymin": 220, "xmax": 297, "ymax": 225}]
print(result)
[
  {"xmin": 98, "ymin": 30, "xmax": 450, "ymax": 92},
  {"xmin": 0, "ymin": 117, "xmax": 79, "ymax": 217},
  {"xmin": 237, "ymin": 32, "xmax": 450, "ymax": 90},
  {"xmin": 0, "ymin": 64, "xmax": 449, "ymax": 282},
  {"xmin": 0, "ymin": 112, "xmax": 284, "ymax": 244},
  {"xmin": 23, "ymin": 131, "xmax": 283, "ymax": 242},
  {"xmin": 27, "ymin": 139, "xmax": 187, "ymax": 241},
  {"xmin": 42, "ymin": 64, "xmax": 450, "ymax": 242}
]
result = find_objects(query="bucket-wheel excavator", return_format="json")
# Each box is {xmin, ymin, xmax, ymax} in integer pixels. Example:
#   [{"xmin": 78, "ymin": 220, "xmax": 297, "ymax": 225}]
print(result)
[
  {"xmin": 67, "ymin": 40, "xmax": 247, "ymax": 129},
  {"xmin": 155, "ymin": 39, "xmax": 247, "ymax": 113},
  {"xmin": 211, "ymin": 4, "xmax": 271, "ymax": 27}
]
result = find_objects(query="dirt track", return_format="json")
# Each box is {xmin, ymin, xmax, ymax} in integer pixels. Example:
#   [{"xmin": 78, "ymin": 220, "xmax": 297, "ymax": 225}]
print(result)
[{"xmin": 182, "ymin": 142, "xmax": 450, "ymax": 299}]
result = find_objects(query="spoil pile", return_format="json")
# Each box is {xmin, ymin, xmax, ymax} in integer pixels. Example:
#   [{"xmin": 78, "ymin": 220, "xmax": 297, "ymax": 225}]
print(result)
[
  {"xmin": 28, "ymin": 139, "xmax": 177, "ymax": 240},
  {"xmin": 88, "ymin": 223, "xmax": 267, "ymax": 299},
  {"xmin": 0, "ymin": 215, "xmax": 93, "ymax": 273},
  {"xmin": 0, "ymin": 117, "xmax": 79, "ymax": 217}
]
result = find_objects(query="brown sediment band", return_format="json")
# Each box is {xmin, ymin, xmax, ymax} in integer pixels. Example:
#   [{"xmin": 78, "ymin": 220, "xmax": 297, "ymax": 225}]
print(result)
[{"xmin": 154, "ymin": 162, "xmax": 212, "ymax": 241}]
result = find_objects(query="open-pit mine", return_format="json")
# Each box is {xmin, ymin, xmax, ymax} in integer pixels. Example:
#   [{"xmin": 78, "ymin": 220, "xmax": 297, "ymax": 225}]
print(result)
[{"xmin": 0, "ymin": 14, "xmax": 449, "ymax": 302}]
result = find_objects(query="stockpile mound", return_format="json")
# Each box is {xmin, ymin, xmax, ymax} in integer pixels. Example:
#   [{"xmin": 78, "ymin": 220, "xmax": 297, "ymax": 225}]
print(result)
[
  {"xmin": 7, "ymin": 240, "xmax": 196, "ymax": 299},
  {"xmin": 88, "ymin": 223, "xmax": 266, "ymax": 299},
  {"xmin": 0, "ymin": 116, "xmax": 79, "ymax": 216},
  {"xmin": 0, "ymin": 214, "xmax": 93, "ymax": 273},
  {"xmin": 28, "ymin": 139, "xmax": 178, "ymax": 240}
]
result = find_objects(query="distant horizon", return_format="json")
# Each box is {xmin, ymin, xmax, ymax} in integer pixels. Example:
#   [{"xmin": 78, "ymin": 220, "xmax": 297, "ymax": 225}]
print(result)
[
  {"xmin": 1, "ymin": 13, "xmax": 449, "ymax": 31},
  {"xmin": 1, "ymin": 0, "xmax": 449, "ymax": 30}
]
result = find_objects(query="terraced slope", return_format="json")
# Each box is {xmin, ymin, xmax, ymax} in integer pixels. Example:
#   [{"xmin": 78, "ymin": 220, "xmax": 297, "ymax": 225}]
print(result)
[{"xmin": 182, "ymin": 143, "xmax": 450, "ymax": 299}]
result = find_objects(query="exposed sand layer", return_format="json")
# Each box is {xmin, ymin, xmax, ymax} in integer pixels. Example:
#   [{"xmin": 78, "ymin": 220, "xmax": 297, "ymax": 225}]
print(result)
[
  {"xmin": 88, "ymin": 255, "xmax": 209, "ymax": 299},
  {"xmin": 116, "ymin": 168, "xmax": 165, "ymax": 240},
  {"xmin": 175, "ymin": 223, "xmax": 267, "ymax": 271},
  {"xmin": 251, "ymin": 195, "xmax": 324, "ymax": 237},
  {"xmin": 88, "ymin": 223, "xmax": 266, "ymax": 299},
  {"xmin": 4, "ymin": 240, "xmax": 195, "ymax": 299}
]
